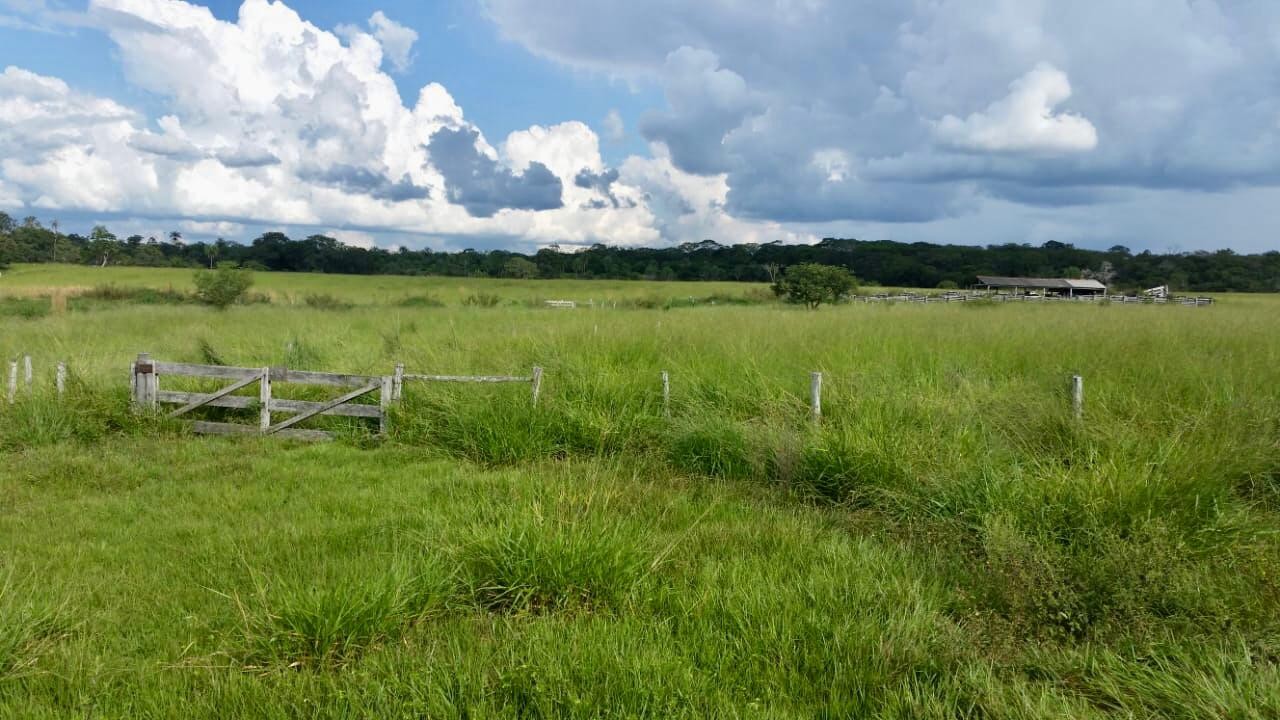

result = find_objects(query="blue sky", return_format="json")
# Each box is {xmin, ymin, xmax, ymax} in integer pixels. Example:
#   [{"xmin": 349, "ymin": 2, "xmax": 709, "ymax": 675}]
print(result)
[{"xmin": 2, "ymin": 0, "xmax": 1279, "ymax": 254}]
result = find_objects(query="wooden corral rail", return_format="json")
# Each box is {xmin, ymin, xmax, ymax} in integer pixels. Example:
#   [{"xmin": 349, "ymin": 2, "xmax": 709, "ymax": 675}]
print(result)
[
  {"xmin": 391, "ymin": 364, "xmax": 543, "ymax": 405},
  {"xmin": 131, "ymin": 352, "xmax": 391, "ymax": 441}
]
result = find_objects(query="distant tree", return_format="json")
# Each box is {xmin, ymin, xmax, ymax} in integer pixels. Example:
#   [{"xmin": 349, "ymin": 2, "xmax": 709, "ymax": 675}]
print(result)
[
  {"xmin": 1084, "ymin": 261, "xmax": 1117, "ymax": 285},
  {"xmin": 0, "ymin": 234, "xmax": 15, "ymax": 271},
  {"xmin": 502, "ymin": 256, "xmax": 539, "ymax": 279},
  {"xmin": 937, "ymin": 280, "xmax": 959, "ymax": 289},
  {"xmin": 87, "ymin": 225, "xmax": 118, "ymax": 267},
  {"xmin": 763, "ymin": 262, "xmax": 781, "ymax": 283},
  {"xmin": 772, "ymin": 263, "xmax": 856, "ymax": 309},
  {"xmin": 169, "ymin": 230, "xmax": 183, "ymax": 245},
  {"xmin": 204, "ymin": 239, "xmax": 222, "ymax": 269},
  {"xmin": 193, "ymin": 266, "xmax": 254, "ymax": 309}
]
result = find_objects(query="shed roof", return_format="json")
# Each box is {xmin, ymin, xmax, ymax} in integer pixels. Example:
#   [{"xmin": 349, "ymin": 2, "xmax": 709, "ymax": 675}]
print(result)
[{"xmin": 976, "ymin": 276, "xmax": 1107, "ymax": 290}]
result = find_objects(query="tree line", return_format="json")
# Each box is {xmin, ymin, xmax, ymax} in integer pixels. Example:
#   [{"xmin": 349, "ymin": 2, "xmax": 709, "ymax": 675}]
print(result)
[{"xmin": 2, "ymin": 212, "xmax": 1278, "ymax": 292}]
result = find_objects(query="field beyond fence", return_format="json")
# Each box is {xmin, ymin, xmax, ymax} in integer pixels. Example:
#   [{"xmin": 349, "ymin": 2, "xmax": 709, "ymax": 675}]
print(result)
[{"xmin": 1, "ymin": 266, "xmax": 1279, "ymax": 717}]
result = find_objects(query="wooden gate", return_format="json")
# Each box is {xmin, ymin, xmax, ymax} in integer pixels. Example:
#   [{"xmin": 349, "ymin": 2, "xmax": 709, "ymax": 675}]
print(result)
[{"xmin": 131, "ymin": 352, "xmax": 391, "ymax": 441}]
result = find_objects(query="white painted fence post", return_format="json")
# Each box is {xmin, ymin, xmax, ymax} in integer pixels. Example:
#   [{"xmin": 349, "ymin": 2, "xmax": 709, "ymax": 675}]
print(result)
[
  {"xmin": 393, "ymin": 363, "xmax": 405, "ymax": 401},
  {"xmin": 23, "ymin": 355, "xmax": 32, "ymax": 391},
  {"xmin": 531, "ymin": 366, "xmax": 543, "ymax": 406},
  {"xmin": 259, "ymin": 367, "xmax": 272, "ymax": 431},
  {"xmin": 661, "ymin": 370, "xmax": 670, "ymax": 418},
  {"xmin": 6, "ymin": 360, "xmax": 15, "ymax": 405},
  {"xmin": 1071, "ymin": 375, "xmax": 1084, "ymax": 421},
  {"xmin": 810, "ymin": 371, "xmax": 823, "ymax": 425},
  {"xmin": 56, "ymin": 362, "xmax": 66, "ymax": 397}
]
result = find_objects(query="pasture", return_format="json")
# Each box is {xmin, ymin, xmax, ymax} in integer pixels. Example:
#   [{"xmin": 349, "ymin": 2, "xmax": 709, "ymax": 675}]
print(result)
[{"xmin": 2, "ymin": 264, "xmax": 1279, "ymax": 717}]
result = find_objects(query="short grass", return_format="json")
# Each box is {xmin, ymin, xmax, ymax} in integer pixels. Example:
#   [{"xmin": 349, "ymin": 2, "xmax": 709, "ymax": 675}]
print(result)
[{"xmin": 1, "ymin": 265, "xmax": 1278, "ymax": 717}]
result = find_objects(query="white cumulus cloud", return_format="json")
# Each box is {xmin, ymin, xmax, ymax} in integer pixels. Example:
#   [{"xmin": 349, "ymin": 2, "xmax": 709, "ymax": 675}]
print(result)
[
  {"xmin": 934, "ymin": 63, "xmax": 1099, "ymax": 154},
  {"xmin": 367, "ymin": 10, "xmax": 418, "ymax": 73}
]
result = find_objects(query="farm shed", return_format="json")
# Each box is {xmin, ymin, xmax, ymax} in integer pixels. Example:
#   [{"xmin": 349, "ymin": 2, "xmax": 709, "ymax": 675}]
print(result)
[{"xmin": 975, "ymin": 275, "xmax": 1108, "ymax": 297}]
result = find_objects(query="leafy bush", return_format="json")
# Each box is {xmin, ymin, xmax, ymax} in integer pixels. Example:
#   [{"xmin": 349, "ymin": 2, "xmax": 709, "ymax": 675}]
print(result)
[
  {"xmin": 193, "ymin": 267, "xmax": 254, "ymax": 309},
  {"xmin": 462, "ymin": 292, "xmax": 502, "ymax": 308},
  {"xmin": 303, "ymin": 293, "xmax": 354, "ymax": 310},
  {"xmin": 397, "ymin": 294, "xmax": 446, "ymax": 308},
  {"xmin": 772, "ymin": 263, "xmax": 857, "ymax": 309}
]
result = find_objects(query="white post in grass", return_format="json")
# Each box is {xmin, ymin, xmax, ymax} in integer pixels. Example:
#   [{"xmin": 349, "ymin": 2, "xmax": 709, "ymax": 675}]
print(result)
[
  {"xmin": 661, "ymin": 370, "xmax": 670, "ymax": 418},
  {"xmin": 259, "ymin": 367, "xmax": 272, "ymax": 431},
  {"xmin": 531, "ymin": 366, "xmax": 543, "ymax": 406},
  {"xmin": 393, "ymin": 363, "xmax": 405, "ymax": 401},
  {"xmin": 810, "ymin": 371, "xmax": 823, "ymax": 425},
  {"xmin": 23, "ymin": 354, "xmax": 32, "ymax": 390},
  {"xmin": 1071, "ymin": 375, "xmax": 1084, "ymax": 421},
  {"xmin": 56, "ymin": 362, "xmax": 66, "ymax": 397},
  {"xmin": 6, "ymin": 360, "xmax": 16, "ymax": 405}
]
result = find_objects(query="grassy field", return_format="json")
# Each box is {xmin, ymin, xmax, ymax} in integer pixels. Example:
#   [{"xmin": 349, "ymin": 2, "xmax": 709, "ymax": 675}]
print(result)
[{"xmin": 1, "ymin": 265, "xmax": 1279, "ymax": 717}]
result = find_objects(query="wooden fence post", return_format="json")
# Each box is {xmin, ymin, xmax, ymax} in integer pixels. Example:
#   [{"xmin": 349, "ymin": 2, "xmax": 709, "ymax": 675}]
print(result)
[
  {"xmin": 810, "ymin": 372, "xmax": 823, "ymax": 425},
  {"xmin": 6, "ymin": 360, "xmax": 15, "ymax": 405},
  {"xmin": 133, "ymin": 352, "xmax": 156, "ymax": 410},
  {"xmin": 531, "ymin": 366, "xmax": 543, "ymax": 406},
  {"xmin": 393, "ymin": 363, "xmax": 405, "ymax": 401},
  {"xmin": 661, "ymin": 371, "xmax": 670, "ymax": 418},
  {"xmin": 379, "ymin": 376, "xmax": 394, "ymax": 434},
  {"xmin": 23, "ymin": 355, "xmax": 32, "ymax": 391},
  {"xmin": 1071, "ymin": 375, "xmax": 1084, "ymax": 421},
  {"xmin": 56, "ymin": 362, "xmax": 66, "ymax": 397},
  {"xmin": 259, "ymin": 367, "xmax": 272, "ymax": 431}
]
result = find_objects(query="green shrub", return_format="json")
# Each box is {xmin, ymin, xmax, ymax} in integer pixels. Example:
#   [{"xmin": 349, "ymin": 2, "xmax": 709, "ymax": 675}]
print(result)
[
  {"xmin": 772, "ymin": 263, "xmax": 857, "ymax": 309},
  {"xmin": 462, "ymin": 292, "xmax": 502, "ymax": 308},
  {"xmin": 397, "ymin": 294, "xmax": 446, "ymax": 308},
  {"xmin": 303, "ymin": 293, "xmax": 354, "ymax": 310},
  {"xmin": 193, "ymin": 267, "xmax": 254, "ymax": 309}
]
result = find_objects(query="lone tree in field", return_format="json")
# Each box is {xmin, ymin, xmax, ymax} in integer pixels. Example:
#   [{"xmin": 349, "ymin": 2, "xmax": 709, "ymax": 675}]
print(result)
[
  {"xmin": 772, "ymin": 263, "xmax": 856, "ymax": 309},
  {"xmin": 193, "ymin": 266, "xmax": 254, "ymax": 309}
]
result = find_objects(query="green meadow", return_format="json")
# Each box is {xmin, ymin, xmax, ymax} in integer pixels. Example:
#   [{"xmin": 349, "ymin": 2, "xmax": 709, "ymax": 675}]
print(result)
[{"xmin": 1, "ymin": 264, "xmax": 1278, "ymax": 717}]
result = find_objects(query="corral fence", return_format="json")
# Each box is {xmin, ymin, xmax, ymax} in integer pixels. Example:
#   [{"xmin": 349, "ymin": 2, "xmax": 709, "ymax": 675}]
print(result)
[
  {"xmin": 855, "ymin": 291, "xmax": 1214, "ymax": 306},
  {"xmin": 7, "ymin": 351, "xmax": 1088, "ymax": 441},
  {"xmin": 129, "ymin": 352, "xmax": 542, "ymax": 441}
]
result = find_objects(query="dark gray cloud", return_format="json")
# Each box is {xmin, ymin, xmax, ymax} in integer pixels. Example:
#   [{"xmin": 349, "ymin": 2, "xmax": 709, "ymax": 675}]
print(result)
[
  {"xmin": 638, "ymin": 47, "xmax": 765, "ymax": 175},
  {"xmin": 428, "ymin": 126, "xmax": 563, "ymax": 217},
  {"xmin": 574, "ymin": 167, "xmax": 634, "ymax": 209},
  {"xmin": 485, "ymin": 0, "xmax": 1280, "ymax": 229},
  {"xmin": 298, "ymin": 164, "xmax": 430, "ymax": 202}
]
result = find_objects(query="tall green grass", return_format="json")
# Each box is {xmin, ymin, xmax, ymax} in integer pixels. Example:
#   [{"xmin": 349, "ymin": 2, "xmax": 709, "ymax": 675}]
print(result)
[{"xmin": 1, "ymin": 269, "xmax": 1278, "ymax": 715}]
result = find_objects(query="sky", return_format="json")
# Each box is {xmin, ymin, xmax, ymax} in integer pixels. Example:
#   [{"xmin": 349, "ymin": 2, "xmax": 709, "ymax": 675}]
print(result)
[{"xmin": 1, "ymin": 0, "xmax": 1278, "ymax": 254}]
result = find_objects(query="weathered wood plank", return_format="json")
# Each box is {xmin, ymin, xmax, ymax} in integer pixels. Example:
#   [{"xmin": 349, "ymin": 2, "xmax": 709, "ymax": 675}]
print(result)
[
  {"xmin": 154, "ymin": 362, "xmax": 262, "ymax": 380},
  {"xmin": 191, "ymin": 421, "xmax": 333, "ymax": 442},
  {"xmin": 155, "ymin": 390, "xmax": 382, "ymax": 418},
  {"xmin": 401, "ymin": 374, "xmax": 532, "ymax": 383},
  {"xmin": 266, "ymin": 382, "xmax": 379, "ymax": 434},
  {"xmin": 167, "ymin": 372, "xmax": 264, "ymax": 418},
  {"xmin": 275, "ymin": 368, "xmax": 378, "ymax": 387}
]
